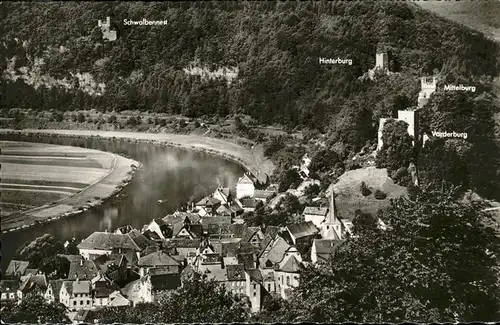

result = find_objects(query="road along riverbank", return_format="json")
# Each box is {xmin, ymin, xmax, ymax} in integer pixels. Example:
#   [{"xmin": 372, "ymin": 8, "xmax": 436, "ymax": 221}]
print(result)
[{"xmin": 0, "ymin": 129, "xmax": 275, "ymax": 180}]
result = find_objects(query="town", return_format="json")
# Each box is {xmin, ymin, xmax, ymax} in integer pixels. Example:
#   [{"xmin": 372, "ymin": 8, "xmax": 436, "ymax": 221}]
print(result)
[
  {"xmin": 1, "ymin": 1, "xmax": 500, "ymax": 323},
  {"xmin": 1, "ymin": 165, "xmax": 365, "ymax": 321}
]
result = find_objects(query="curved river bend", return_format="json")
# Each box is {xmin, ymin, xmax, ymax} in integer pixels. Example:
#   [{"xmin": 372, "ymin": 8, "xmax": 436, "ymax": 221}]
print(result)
[{"xmin": 1, "ymin": 135, "xmax": 245, "ymax": 270}]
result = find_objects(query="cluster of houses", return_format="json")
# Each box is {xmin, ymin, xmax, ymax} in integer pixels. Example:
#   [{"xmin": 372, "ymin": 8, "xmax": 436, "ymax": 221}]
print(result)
[{"xmin": 1, "ymin": 172, "xmax": 362, "ymax": 320}]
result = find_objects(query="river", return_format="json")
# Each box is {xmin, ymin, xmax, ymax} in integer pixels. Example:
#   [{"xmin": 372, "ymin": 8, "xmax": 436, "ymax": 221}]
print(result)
[{"xmin": 1, "ymin": 134, "xmax": 246, "ymax": 270}]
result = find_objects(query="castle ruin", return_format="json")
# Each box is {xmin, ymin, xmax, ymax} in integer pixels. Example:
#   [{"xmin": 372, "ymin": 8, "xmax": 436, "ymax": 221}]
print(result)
[
  {"xmin": 377, "ymin": 75, "xmax": 437, "ymax": 151},
  {"xmin": 98, "ymin": 17, "xmax": 117, "ymax": 42}
]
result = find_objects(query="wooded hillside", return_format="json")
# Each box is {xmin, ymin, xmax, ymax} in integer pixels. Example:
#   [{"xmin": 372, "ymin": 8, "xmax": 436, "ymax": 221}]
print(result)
[{"xmin": 1, "ymin": 1, "xmax": 498, "ymax": 135}]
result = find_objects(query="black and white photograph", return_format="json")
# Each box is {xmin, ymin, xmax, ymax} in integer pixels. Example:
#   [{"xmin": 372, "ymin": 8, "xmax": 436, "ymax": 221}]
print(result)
[{"xmin": 1, "ymin": 0, "xmax": 500, "ymax": 323}]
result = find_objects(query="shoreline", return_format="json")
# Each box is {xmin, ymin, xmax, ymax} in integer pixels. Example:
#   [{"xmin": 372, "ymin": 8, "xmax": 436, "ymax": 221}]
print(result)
[
  {"xmin": 0, "ymin": 129, "xmax": 275, "ymax": 234},
  {"xmin": 0, "ymin": 128, "xmax": 275, "ymax": 179},
  {"xmin": 1, "ymin": 140, "xmax": 141, "ymax": 234}
]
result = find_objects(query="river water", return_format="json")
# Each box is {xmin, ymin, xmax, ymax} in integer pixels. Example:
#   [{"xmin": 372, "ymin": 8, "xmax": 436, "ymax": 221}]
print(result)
[{"xmin": 1, "ymin": 135, "xmax": 245, "ymax": 270}]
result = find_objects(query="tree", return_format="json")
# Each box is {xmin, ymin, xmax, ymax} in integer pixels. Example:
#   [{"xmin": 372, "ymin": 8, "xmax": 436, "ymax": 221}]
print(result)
[
  {"xmin": 310, "ymin": 149, "xmax": 342, "ymax": 174},
  {"xmin": 376, "ymin": 119, "xmax": 413, "ymax": 174},
  {"xmin": 373, "ymin": 189, "xmax": 387, "ymax": 200},
  {"xmin": 360, "ymin": 181, "xmax": 372, "ymax": 196},
  {"xmin": 107, "ymin": 114, "xmax": 117, "ymax": 123},
  {"xmin": 418, "ymin": 138, "xmax": 471, "ymax": 189},
  {"xmin": 279, "ymin": 193, "xmax": 302, "ymax": 215},
  {"xmin": 76, "ymin": 112, "xmax": 85, "ymax": 123},
  {"xmin": 279, "ymin": 169, "xmax": 302, "ymax": 192},
  {"xmin": 161, "ymin": 274, "xmax": 248, "ymax": 323},
  {"xmin": 304, "ymin": 183, "xmax": 320, "ymax": 198},
  {"xmin": 40, "ymin": 255, "xmax": 70, "ymax": 279},
  {"xmin": 15, "ymin": 234, "xmax": 66, "ymax": 269},
  {"xmin": 51, "ymin": 111, "xmax": 64, "ymax": 122},
  {"xmin": 352, "ymin": 209, "xmax": 378, "ymax": 235},
  {"xmin": 2, "ymin": 294, "xmax": 69, "ymax": 323},
  {"xmin": 281, "ymin": 185, "xmax": 500, "ymax": 323},
  {"xmin": 127, "ymin": 116, "xmax": 139, "ymax": 126}
]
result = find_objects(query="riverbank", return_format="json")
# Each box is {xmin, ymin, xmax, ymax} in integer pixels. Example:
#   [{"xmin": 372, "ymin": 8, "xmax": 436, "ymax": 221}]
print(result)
[
  {"xmin": 0, "ymin": 129, "xmax": 275, "ymax": 180},
  {"xmin": 1, "ymin": 140, "xmax": 140, "ymax": 233}
]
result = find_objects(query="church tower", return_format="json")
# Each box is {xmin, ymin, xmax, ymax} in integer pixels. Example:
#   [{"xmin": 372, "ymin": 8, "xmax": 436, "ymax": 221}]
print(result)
[{"xmin": 321, "ymin": 190, "xmax": 343, "ymax": 240}]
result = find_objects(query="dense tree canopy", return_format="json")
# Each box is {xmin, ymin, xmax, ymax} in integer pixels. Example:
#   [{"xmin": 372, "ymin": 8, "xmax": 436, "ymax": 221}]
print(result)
[
  {"xmin": 14, "ymin": 234, "xmax": 77, "ymax": 274},
  {"xmin": 94, "ymin": 274, "xmax": 248, "ymax": 323},
  {"xmin": 271, "ymin": 185, "xmax": 500, "ymax": 323},
  {"xmin": 1, "ymin": 1, "xmax": 498, "ymax": 129},
  {"xmin": 1, "ymin": 294, "xmax": 69, "ymax": 323},
  {"xmin": 376, "ymin": 119, "xmax": 414, "ymax": 174},
  {"xmin": 419, "ymin": 91, "xmax": 500, "ymax": 198}
]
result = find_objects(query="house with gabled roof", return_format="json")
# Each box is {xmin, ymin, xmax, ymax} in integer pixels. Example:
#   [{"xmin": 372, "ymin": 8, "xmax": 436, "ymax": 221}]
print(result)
[
  {"xmin": 171, "ymin": 211, "xmax": 201, "ymax": 224},
  {"xmin": 241, "ymin": 226, "xmax": 265, "ymax": 248},
  {"xmin": 45, "ymin": 279, "xmax": 64, "ymax": 303},
  {"xmin": 225, "ymin": 264, "xmax": 246, "ymax": 296},
  {"xmin": 236, "ymin": 173, "xmax": 255, "ymax": 199},
  {"xmin": 5, "ymin": 260, "xmax": 29, "ymax": 278},
  {"xmin": 0, "ymin": 280, "xmax": 21, "ymax": 302},
  {"xmin": 138, "ymin": 251, "xmax": 180, "ymax": 277},
  {"xmin": 311, "ymin": 239, "xmax": 344, "ymax": 264},
  {"xmin": 275, "ymin": 254, "xmax": 303, "ymax": 300},
  {"xmin": 229, "ymin": 202, "xmax": 244, "ymax": 216},
  {"xmin": 60, "ymin": 280, "xmax": 92, "ymax": 311},
  {"xmin": 92, "ymin": 254, "xmax": 127, "ymax": 283},
  {"xmin": 302, "ymin": 206, "xmax": 329, "ymax": 227},
  {"xmin": 142, "ymin": 218, "xmax": 170, "ymax": 239},
  {"xmin": 120, "ymin": 277, "xmax": 148, "ymax": 306},
  {"xmin": 195, "ymin": 196, "xmax": 221, "ymax": 216},
  {"xmin": 19, "ymin": 273, "xmax": 48, "ymax": 299},
  {"xmin": 258, "ymin": 235, "xmax": 291, "ymax": 268},
  {"xmin": 164, "ymin": 238, "xmax": 201, "ymax": 260},
  {"xmin": 213, "ymin": 187, "xmax": 232, "ymax": 205},
  {"xmin": 172, "ymin": 221, "xmax": 202, "ymax": 239},
  {"xmin": 68, "ymin": 258, "xmax": 99, "ymax": 282},
  {"xmin": 77, "ymin": 230, "xmax": 150, "ymax": 260},
  {"xmin": 108, "ymin": 291, "xmax": 131, "ymax": 306},
  {"xmin": 216, "ymin": 204, "xmax": 235, "ymax": 217},
  {"xmin": 114, "ymin": 224, "xmax": 134, "ymax": 235},
  {"xmin": 253, "ymin": 190, "xmax": 275, "ymax": 203},
  {"xmin": 286, "ymin": 221, "xmax": 319, "ymax": 245},
  {"xmin": 93, "ymin": 280, "xmax": 119, "ymax": 307}
]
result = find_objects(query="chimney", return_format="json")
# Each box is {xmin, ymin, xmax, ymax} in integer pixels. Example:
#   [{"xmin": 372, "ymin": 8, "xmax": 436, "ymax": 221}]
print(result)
[{"xmin": 156, "ymin": 241, "xmax": 163, "ymax": 252}]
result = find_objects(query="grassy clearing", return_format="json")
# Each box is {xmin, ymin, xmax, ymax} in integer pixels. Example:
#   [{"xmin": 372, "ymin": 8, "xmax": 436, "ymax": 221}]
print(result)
[
  {"xmin": 0, "ymin": 156, "xmax": 103, "ymax": 168},
  {"xmin": 330, "ymin": 167, "xmax": 408, "ymax": 221}
]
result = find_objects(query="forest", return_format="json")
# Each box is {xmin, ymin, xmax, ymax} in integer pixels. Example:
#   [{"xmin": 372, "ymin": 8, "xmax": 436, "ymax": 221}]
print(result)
[{"xmin": 1, "ymin": 1, "xmax": 499, "ymax": 132}]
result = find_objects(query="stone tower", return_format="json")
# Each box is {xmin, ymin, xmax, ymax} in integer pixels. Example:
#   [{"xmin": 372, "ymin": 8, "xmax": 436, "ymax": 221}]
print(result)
[
  {"xmin": 397, "ymin": 109, "xmax": 419, "ymax": 145},
  {"xmin": 417, "ymin": 76, "xmax": 437, "ymax": 108},
  {"xmin": 375, "ymin": 52, "xmax": 389, "ymax": 70},
  {"xmin": 98, "ymin": 17, "xmax": 117, "ymax": 42}
]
